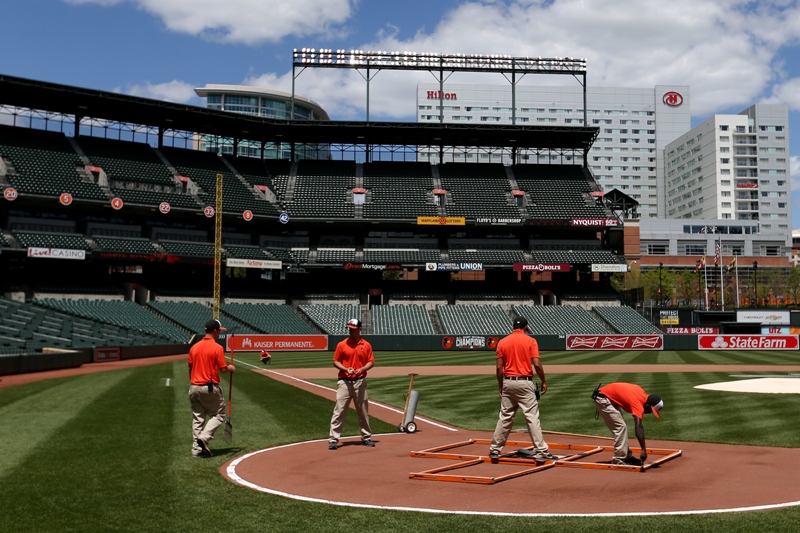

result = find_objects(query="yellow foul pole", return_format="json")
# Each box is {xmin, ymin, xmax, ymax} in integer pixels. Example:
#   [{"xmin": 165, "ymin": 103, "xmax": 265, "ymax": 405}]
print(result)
[{"xmin": 213, "ymin": 173, "xmax": 223, "ymax": 320}]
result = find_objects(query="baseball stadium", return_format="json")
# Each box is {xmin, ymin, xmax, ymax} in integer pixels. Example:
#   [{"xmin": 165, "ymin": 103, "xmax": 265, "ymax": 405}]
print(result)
[{"xmin": 1, "ymin": 51, "xmax": 800, "ymax": 533}]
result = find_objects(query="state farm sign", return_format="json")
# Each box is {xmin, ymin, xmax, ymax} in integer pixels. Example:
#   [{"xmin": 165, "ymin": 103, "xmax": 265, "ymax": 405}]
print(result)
[
  {"xmin": 698, "ymin": 335, "xmax": 799, "ymax": 350},
  {"xmin": 566, "ymin": 335, "xmax": 663, "ymax": 350},
  {"xmin": 571, "ymin": 218, "xmax": 619, "ymax": 227},
  {"xmin": 227, "ymin": 334, "xmax": 328, "ymax": 351}
]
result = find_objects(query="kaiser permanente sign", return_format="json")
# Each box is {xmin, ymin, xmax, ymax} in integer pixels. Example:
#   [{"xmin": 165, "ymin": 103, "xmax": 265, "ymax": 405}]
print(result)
[{"xmin": 225, "ymin": 258, "xmax": 282, "ymax": 269}]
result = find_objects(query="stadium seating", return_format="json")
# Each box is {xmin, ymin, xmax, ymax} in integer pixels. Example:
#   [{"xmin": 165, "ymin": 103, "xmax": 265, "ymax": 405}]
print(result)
[
  {"xmin": 299, "ymin": 304, "xmax": 360, "ymax": 334},
  {"xmin": 94, "ymin": 237, "xmax": 158, "ymax": 254},
  {"xmin": 594, "ymin": 306, "xmax": 660, "ymax": 334},
  {"xmin": 13, "ymin": 232, "xmax": 90, "ymax": 250},
  {"xmin": 0, "ymin": 125, "xmax": 107, "ymax": 200},
  {"xmin": 33, "ymin": 299, "xmax": 189, "ymax": 342},
  {"xmin": 220, "ymin": 303, "xmax": 315, "ymax": 334},
  {"xmin": 372, "ymin": 305, "xmax": 435, "ymax": 335},
  {"xmin": 161, "ymin": 147, "xmax": 276, "ymax": 215},
  {"xmin": 436, "ymin": 304, "xmax": 512, "ymax": 335},
  {"xmin": 560, "ymin": 285, "xmax": 619, "ymax": 301},
  {"xmin": 456, "ymin": 288, "xmax": 532, "ymax": 301},
  {"xmin": 315, "ymin": 248, "xmax": 356, "ymax": 263},
  {"xmin": 284, "ymin": 160, "xmax": 355, "ymax": 218},
  {"xmin": 438, "ymin": 164, "xmax": 521, "ymax": 218},
  {"xmin": 78, "ymin": 136, "xmax": 175, "ymax": 185},
  {"xmin": 448, "ymin": 247, "xmax": 525, "ymax": 264},
  {"xmin": 362, "ymin": 161, "xmax": 438, "ymax": 219},
  {"xmin": 513, "ymin": 165, "xmax": 608, "ymax": 219},
  {"xmin": 390, "ymin": 290, "xmax": 447, "ymax": 301},
  {"xmin": 109, "ymin": 187, "xmax": 201, "ymax": 209},
  {"xmin": 148, "ymin": 301, "xmax": 256, "ymax": 335},
  {"xmin": 159, "ymin": 241, "xmax": 215, "ymax": 258},
  {"xmin": 363, "ymin": 248, "xmax": 441, "ymax": 263},
  {"xmin": 224, "ymin": 245, "xmax": 272, "ymax": 260},
  {"xmin": 528, "ymin": 250, "xmax": 623, "ymax": 264},
  {"xmin": 227, "ymin": 156, "xmax": 283, "ymax": 208},
  {"xmin": 512, "ymin": 305, "xmax": 608, "ymax": 335}
]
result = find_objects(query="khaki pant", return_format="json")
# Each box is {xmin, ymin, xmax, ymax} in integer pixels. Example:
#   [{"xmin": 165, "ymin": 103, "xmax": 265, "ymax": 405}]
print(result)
[
  {"xmin": 490, "ymin": 379, "xmax": 548, "ymax": 454},
  {"xmin": 189, "ymin": 384, "xmax": 226, "ymax": 455},
  {"xmin": 329, "ymin": 378, "xmax": 371, "ymax": 442},
  {"xmin": 595, "ymin": 396, "xmax": 629, "ymax": 459}
]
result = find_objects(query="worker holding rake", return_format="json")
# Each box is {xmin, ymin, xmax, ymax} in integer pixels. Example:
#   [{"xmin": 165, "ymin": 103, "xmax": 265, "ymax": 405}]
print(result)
[{"xmin": 188, "ymin": 319, "xmax": 235, "ymax": 457}]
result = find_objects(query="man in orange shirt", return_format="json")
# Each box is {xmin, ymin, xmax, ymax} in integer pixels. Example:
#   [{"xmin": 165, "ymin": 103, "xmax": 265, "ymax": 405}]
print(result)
[
  {"xmin": 328, "ymin": 318, "xmax": 375, "ymax": 450},
  {"xmin": 188, "ymin": 319, "xmax": 235, "ymax": 457},
  {"xmin": 593, "ymin": 382, "xmax": 663, "ymax": 465},
  {"xmin": 489, "ymin": 317, "xmax": 555, "ymax": 462}
]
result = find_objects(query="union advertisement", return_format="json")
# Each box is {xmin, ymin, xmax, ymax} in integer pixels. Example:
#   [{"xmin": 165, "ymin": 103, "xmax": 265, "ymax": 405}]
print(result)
[
  {"xmin": 566, "ymin": 335, "xmax": 663, "ymax": 350},
  {"xmin": 426, "ymin": 262, "xmax": 484, "ymax": 272},
  {"xmin": 227, "ymin": 334, "xmax": 328, "ymax": 351},
  {"xmin": 698, "ymin": 335, "xmax": 799, "ymax": 350}
]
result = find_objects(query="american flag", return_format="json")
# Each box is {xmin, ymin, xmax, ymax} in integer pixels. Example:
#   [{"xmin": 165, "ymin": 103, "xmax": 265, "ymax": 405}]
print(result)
[{"xmin": 714, "ymin": 241, "xmax": 720, "ymax": 265}]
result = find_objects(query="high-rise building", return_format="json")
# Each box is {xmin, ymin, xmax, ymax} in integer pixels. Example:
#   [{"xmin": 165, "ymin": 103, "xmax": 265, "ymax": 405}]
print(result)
[
  {"xmin": 664, "ymin": 104, "xmax": 791, "ymax": 239},
  {"xmin": 416, "ymin": 83, "xmax": 691, "ymax": 218},
  {"xmin": 194, "ymin": 84, "xmax": 329, "ymax": 160}
]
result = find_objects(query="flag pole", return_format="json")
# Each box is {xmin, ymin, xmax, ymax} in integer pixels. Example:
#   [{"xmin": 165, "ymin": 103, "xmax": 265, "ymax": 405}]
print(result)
[
  {"xmin": 704, "ymin": 261, "xmax": 709, "ymax": 310},
  {"xmin": 719, "ymin": 235, "xmax": 724, "ymax": 309},
  {"xmin": 735, "ymin": 258, "xmax": 740, "ymax": 308}
]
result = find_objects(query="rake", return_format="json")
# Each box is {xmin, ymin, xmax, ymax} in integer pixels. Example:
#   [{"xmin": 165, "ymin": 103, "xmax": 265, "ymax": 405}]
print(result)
[{"xmin": 222, "ymin": 339, "xmax": 234, "ymax": 442}]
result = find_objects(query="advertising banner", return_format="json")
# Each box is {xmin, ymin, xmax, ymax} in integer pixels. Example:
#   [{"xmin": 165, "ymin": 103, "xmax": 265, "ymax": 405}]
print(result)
[
  {"xmin": 566, "ymin": 335, "xmax": 663, "ymax": 350},
  {"xmin": 591, "ymin": 264, "xmax": 628, "ymax": 272},
  {"xmin": 571, "ymin": 218, "xmax": 619, "ymax": 227},
  {"xmin": 27, "ymin": 247, "xmax": 86, "ymax": 260},
  {"xmin": 344, "ymin": 263, "xmax": 401, "ymax": 271},
  {"xmin": 698, "ymin": 335, "xmax": 799, "ymax": 350},
  {"xmin": 761, "ymin": 326, "xmax": 800, "ymax": 335},
  {"xmin": 441, "ymin": 335, "xmax": 500, "ymax": 350},
  {"xmin": 225, "ymin": 258, "xmax": 282, "ymax": 269},
  {"xmin": 227, "ymin": 334, "xmax": 328, "ymax": 351},
  {"xmin": 513, "ymin": 263, "xmax": 570, "ymax": 272},
  {"xmin": 417, "ymin": 216, "xmax": 466, "ymax": 226},
  {"xmin": 94, "ymin": 347, "xmax": 120, "ymax": 362},
  {"xmin": 425, "ymin": 262, "xmax": 483, "ymax": 272},
  {"xmin": 475, "ymin": 217, "xmax": 523, "ymax": 226},
  {"xmin": 663, "ymin": 326, "xmax": 719, "ymax": 334},
  {"xmin": 659, "ymin": 309, "xmax": 680, "ymax": 325},
  {"xmin": 736, "ymin": 310, "xmax": 790, "ymax": 324}
]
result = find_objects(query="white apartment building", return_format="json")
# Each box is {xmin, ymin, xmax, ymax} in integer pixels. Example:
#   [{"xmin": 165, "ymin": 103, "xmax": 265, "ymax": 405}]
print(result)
[
  {"xmin": 664, "ymin": 104, "xmax": 791, "ymax": 240},
  {"xmin": 416, "ymin": 83, "xmax": 691, "ymax": 218}
]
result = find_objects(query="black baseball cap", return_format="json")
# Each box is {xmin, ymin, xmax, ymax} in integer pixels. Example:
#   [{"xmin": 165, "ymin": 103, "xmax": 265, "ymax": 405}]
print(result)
[
  {"xmin": 646, "ymin": 394, "xmax": 663, "ymax": 418},
  {"xmin": 346, "ymin": 318, "xmax": 362, "ymax": 329},
  {"xmin": 205, "ymin": 319, "xmax": 226, "ymax": 333},
  {"xmin": 513, "ymin": 316, "xmax": 529, "ymax": 329}
]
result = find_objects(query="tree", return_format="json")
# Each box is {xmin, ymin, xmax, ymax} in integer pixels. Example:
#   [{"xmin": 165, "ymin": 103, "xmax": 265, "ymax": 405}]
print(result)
[{"xmin": 787, "ymin": 266, "xmax": 800, "ymax": 304}]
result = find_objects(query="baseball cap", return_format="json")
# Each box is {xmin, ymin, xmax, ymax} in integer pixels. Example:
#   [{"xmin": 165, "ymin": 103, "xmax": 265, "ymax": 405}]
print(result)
[
  {"xmin": 205, "ymin": 319, "xmax": 226, "ymax": 333},
  {"xmin": 513, "ymin": 316, "xmax": 528, "ymax": 329},
  {"xmin": 346, "ymin": 318, "xmax": 362, "ymax": 329},
  {"xmin": 646, "ymin": 394, "xmax": 663, "ymax": 418}
]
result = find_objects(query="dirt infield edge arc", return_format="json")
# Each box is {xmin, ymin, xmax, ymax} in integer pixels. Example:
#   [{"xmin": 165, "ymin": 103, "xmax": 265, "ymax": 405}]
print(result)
[{"xmin": 219, "ymin": 368, "xmax": 800, "ymax": 517}]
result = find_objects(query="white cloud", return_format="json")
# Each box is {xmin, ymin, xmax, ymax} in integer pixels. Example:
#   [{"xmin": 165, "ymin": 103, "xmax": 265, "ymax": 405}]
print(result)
[
  {"xmin": 66, "ymin": 0, "xmax": 354, "ymax": 44},
  {"xmin": 791, "ymin": 155, "xmax": 800, "ymax": 192},
  {"xmin": 763, "ymin": 78, "xmax": 800, "ymax": 111},
  {"xmin": 116, "ymin": 80, "xmax": 198, "ymax": 103},
  {"xmin": 244, "ymin": 0, "xmax": 800, "ymax": 119}
]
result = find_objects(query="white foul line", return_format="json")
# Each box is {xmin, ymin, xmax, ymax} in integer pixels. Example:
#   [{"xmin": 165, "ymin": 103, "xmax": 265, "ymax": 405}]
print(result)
[{"xmin": 226, "ymin": 437, "xmax": 800, "ymax": 518}]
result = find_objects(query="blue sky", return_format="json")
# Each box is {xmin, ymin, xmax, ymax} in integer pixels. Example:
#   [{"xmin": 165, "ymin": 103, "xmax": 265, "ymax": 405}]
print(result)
[{"xmin": 2, "ymin": 0, "xmax": 799, "ymax": 226}]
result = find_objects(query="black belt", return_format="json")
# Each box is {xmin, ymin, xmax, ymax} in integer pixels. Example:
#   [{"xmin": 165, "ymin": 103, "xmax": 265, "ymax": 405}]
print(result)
[
  {"xmin": 504, "ymin": 376, "xmax": 532, "ymax": 381},
  {"xmin": 340, "ymin": 377, "xmax": 363, "ymax": 382}
]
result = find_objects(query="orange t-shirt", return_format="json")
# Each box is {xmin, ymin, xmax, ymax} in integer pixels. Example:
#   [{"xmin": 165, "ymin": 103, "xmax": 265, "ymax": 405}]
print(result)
[
  {"xmin": 599, "ymin": 382, "xmax": 648, "ymax": 418},
  {"xmin": 496, "ymin": 329, "xmax": 540, "ymax": 377},
  {"xmin": 188, "ymin": 336, "xmax": 227, "ymax": 385},
  {"xmin": 333, "ymin": 337, "xmax": 374, "ymax": 379}
]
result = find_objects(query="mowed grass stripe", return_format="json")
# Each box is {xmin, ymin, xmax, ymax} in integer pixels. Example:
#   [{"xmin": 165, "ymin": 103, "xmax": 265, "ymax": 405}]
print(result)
[{"xmin": 0, "ymin": 370, "xmax": 132, "ymax": 477}]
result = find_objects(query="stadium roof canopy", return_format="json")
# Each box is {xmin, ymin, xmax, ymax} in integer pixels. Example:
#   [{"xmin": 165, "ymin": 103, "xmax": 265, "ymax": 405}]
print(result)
[{"xmin": 0, "ymin": 74, "xmax": 597, "ymax": 150}]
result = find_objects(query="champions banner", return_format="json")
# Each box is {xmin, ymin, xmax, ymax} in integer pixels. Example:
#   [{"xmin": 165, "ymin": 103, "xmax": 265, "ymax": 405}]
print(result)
[
  {"xmin": 566, "ymin": 335, "xmax": 663, "ymax": 350},
  {"xmin": 698, "ymin": 335, "xmax": 799, "ymax": 350},
  {"xmin": 441, "ymin": 335, "xmax": 500, "ymax": 350},
  {"xmin": 227, "ymin": 335, "xmax": 328, "ymax": 351}
]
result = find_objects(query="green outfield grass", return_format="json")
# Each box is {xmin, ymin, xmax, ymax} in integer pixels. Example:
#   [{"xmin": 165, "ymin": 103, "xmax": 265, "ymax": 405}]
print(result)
[{"xmin": 1, "ymin": 350, "xmax": 799, "ymax": 532}]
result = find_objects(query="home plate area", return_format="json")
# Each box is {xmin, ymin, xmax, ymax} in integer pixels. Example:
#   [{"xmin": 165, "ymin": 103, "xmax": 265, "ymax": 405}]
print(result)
[{"xmin": 222, "ymin": 429, "xmax": 800, "ymax": 516}]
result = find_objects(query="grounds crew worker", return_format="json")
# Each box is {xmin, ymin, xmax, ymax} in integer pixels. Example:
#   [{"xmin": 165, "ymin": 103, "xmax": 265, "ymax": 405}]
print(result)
[
  {"xmin": 328, "ymin": 318, "xmax": 376, "ymax": 450},
  {"xmin": 593, "ymin": 382, "xmax": 663, "ymax": 465},
  {"xmin": 489, "ymin": 316, "xmax": 555, "ymax": 462},
  {"xmin": 188, "ymin": 319, "xmax": 234, "ymax": 457}
]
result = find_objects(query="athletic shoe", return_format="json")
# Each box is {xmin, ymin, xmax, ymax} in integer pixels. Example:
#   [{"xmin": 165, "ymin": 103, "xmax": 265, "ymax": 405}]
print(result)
[
  {"xmin": 612, "ymin": 456, "xmax": 639, "ymax": 465},
  {"xmin": 533, "ymin": 451, "xmax": 557, "ymax": 462},
  {"xmin": 362, "ymin": 438, "xmax": 376, "ymax": 447},
  {"xmin": 328, "ymin": 441, "xmax": 337, "ymax": 450},
  {"xmin": 489, "ymin": 450, "xmax": 500, "ymax": 460},
  {"xmin": 196, "ymin": 438, "xmax": 211, "ymax": 456}
]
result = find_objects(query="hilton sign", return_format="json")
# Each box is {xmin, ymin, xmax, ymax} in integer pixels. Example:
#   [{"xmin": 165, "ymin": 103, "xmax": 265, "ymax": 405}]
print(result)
[
  {"xmin": 662, "ymin": 91, "xmax": 684, "ymax": 107},
  {"xmin": 427, "ymin": 91, "xmax": 457, "ymax": 100}
]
